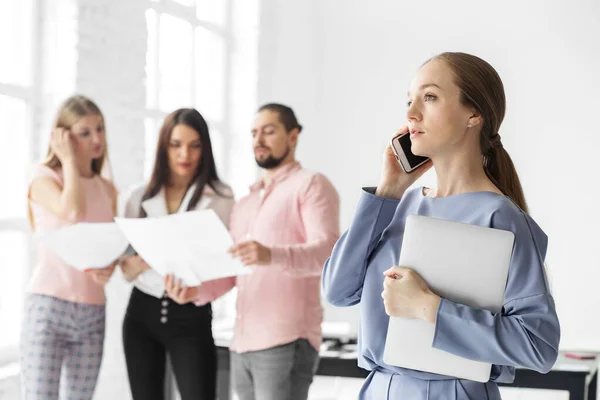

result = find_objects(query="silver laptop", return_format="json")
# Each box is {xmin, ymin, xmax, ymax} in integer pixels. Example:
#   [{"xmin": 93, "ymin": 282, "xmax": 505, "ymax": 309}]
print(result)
[{"xmin": 383, "ymin": 214, "xmax": 515, "ymax": 382}]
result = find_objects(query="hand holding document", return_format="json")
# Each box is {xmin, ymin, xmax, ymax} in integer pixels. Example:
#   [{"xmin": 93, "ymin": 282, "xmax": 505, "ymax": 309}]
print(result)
[
  {"xmin": 36, "ymin": 222, "xmax": 129, "ymax": 271},
  {"xmin": 115, "ymin": 209, "xmax": 249, "ymax": 287}
]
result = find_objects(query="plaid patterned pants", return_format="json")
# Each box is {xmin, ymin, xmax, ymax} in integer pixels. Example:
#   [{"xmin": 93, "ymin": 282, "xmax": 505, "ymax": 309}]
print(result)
[{"xmin": 20, "ymin": 294, "xmax": 105, "ymax": 400}]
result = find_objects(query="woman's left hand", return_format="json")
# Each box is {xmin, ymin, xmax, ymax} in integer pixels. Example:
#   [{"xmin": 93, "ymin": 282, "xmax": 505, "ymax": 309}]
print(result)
[
  {"xmin": 381, "ymin": 266, "xmax": 441, "ymax": 323},
  {"xmin": 85, "ymin": 262, "xmax": 116, "ymax": 286},
  {"xmin": 164, "ymin": 274, "xmax": 198, "ymax": 305}
]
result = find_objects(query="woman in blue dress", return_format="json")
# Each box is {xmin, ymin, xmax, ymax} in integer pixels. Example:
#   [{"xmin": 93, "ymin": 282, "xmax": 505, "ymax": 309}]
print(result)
[{"xmin": 322, "ymin": 52, "xmax": 560, "ymax": 399}]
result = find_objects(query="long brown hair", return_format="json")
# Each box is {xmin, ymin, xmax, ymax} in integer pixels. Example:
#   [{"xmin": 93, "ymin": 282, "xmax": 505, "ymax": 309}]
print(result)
[
  {"xmin": 430, "ymin": 52, "xmax": 528, "ymax": 213},
  {"xmin": 140, "ymin": 108, "xmax": 229, "ymax": 217},
  {"xmin": 44, "ymin": 95, "xmax": 108, "ymax": 175}
]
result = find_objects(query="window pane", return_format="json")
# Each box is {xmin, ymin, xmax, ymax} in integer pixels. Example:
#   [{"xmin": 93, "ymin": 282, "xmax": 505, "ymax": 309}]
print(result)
[
  {"xmin": 0, "ymin": 0, "xmax": 33, "ymax": 85},
  {"xmin": 158, "ymin": 14, "xmax": 193, "ymax": 112},
  {"xmin": 195, "ymin": 26, "xmax": 225, "ymax": 121},
  {"xmin": 0, "ymin": 95, "xmax": 29, "ymax": 219},
  {"xmin": 145, "ymin": 9, "xmax": 158, "ymax": 109},
  {"xmin": 0, "ymin": 231, "xmax": 28, "ymax": 349},
  {"xmin": 196, "ymin": 0, "xmax": 226, "ymax": 26}
]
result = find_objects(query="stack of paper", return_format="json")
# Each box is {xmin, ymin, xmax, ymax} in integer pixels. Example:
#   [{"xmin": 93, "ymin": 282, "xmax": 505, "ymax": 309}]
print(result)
[
  {"xmin": 36, "ymin": 223, "xmax": 129, "ymax": 270},
  {"xmin": 115, "ymin": 210, "xmax": 249, "ymax": 286},
  {"xmin": 38, "ymin": 210, "xmax": 249, "ymax": 286}
]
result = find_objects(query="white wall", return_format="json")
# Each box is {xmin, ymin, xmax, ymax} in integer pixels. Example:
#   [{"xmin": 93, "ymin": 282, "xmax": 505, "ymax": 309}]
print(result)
[{"xmin": 257, "ymin": 0, "xmax": 600, "ymax": 350}]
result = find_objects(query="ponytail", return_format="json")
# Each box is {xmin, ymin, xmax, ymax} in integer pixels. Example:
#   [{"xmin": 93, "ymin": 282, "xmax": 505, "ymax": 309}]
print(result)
[
  {"xmin": 484, "ymin": 137, "xmax": 528, "ymax": 213},
  {"xmin": 429, "ymin": 53, "xmax": 530, "ymax": 213}
]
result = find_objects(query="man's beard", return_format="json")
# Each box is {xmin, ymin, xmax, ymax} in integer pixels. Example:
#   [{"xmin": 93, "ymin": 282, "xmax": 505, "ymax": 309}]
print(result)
[{"xmin": 255, "ymin": 146, "xmax": 290, "ymax": 169}]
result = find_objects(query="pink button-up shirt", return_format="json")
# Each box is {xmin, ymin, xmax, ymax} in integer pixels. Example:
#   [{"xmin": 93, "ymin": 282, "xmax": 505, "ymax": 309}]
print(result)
[
  {"xmin": 229, "ymin": 161, "xmax": 340, "ymax": 353},
  {"xmin": 28, "ymin": 165, "xmax": 115, "ymax": 305}
]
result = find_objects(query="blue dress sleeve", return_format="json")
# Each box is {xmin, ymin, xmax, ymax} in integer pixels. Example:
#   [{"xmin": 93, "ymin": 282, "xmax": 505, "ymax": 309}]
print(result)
[
  {"xmin": 322, "ymin": 188, "xmax": 400, "ymax": 306},
  {"xmin": 432, "ymin": 203, "xmax": 561, "ymax": 373}
]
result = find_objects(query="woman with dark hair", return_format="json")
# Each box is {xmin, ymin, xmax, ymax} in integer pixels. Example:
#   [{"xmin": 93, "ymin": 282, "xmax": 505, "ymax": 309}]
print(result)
[
  {"xmin": 120, "ymin": 108, "xmax": 234, "ymax": 400},
  {"xmin": 322, "ymin": 53, "xmax": 560, "ymax": 399}
]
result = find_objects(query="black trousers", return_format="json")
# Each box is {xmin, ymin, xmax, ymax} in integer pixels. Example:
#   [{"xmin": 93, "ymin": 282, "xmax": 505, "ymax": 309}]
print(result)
[{"xmin": 123, "ymin": 287, "xmax": 217, "ymax": 400}]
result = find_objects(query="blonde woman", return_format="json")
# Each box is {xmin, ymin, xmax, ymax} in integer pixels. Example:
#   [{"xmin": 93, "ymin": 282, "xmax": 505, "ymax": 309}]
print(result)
[{"xmin": 21, "ymin": 95, "xmax": 117, "ymax": 400}]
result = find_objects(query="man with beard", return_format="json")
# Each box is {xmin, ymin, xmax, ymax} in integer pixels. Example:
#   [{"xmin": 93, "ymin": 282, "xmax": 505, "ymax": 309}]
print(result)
[{"xmin": 227, "ymin": 103, "xmax": 340, "ymax": 400}]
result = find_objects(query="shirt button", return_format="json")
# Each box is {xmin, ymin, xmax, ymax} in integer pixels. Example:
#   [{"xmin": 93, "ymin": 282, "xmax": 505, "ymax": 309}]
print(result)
[
  {"xmin": 160, "ymin": 316, "xmax": 168, "ymax": 324},
  {"xmin": 161, "ymin": 308, "xmax": 168, "ymax": 315},
  {"xmin": 162, "ymin": 300, "xmax": 168, "ymax": 307}
]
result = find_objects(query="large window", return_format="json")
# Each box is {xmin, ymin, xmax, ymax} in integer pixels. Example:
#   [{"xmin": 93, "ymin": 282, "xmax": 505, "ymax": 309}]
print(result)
[
  {"xmin": 0, "ymin": 0, "xmax": 37, "ymax": 365},
  {"xmin": 144, "ymin": 0, "xmax": 228, "ymax": 179}
]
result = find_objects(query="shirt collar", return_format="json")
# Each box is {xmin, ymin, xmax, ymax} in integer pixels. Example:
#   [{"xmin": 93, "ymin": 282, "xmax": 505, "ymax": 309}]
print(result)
[
  {"xmin": 249, "ymin": 161, "xmax": 301, "ymax": 192},
  {"xmin": 141, "ymin": 182, "xmax": 216, "ymax": 216}
]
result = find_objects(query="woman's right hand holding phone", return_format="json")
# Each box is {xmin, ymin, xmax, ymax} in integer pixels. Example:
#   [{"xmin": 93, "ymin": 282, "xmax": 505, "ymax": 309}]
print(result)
[{"xmin": 376, "ymin": 126, "xmax": 432, "ymax": 200}]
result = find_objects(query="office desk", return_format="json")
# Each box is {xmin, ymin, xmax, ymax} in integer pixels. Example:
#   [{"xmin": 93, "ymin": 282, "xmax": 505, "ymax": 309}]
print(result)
[
  {"xmin": 214, "ymin": 338, "xmax": 598, "ymax": 400},
  {"xmin": 497, "ymin": 353, "xmax": 598, "ymax": 400}
]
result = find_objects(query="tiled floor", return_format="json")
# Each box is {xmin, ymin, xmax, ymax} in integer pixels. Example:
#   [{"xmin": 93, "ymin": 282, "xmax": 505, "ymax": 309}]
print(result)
[
  {"xmin": 307, "ymin": 377, "xmax": 570, "ymax": 400},
  {"xmin": 0, "ymin": 373, "xmax": 575, "ymax": 399}
]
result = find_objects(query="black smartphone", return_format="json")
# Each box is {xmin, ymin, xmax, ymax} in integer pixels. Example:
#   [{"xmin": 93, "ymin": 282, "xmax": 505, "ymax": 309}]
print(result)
[{"xmin": 390, "ymin": 132, "xmax": 430, "ymax": 173}]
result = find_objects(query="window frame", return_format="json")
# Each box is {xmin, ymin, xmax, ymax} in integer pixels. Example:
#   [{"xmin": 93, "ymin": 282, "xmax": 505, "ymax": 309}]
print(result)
[
  {"xmin": 144, "ymin": 0, "xmax": 231, "ymax": 179},
  {"xmin": 0, "ymin": 0, "xmax": 40, "ymax": 366}
]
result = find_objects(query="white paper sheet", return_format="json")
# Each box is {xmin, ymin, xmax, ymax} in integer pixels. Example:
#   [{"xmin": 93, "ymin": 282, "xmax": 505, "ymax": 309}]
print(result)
[
  {"xmin": 36, "ymin": 222, "xmax": 129, "ymax": 270},
  {"xmin": 114, "ymin": 210, "xmax": 249, "ymax": 287}
]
